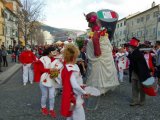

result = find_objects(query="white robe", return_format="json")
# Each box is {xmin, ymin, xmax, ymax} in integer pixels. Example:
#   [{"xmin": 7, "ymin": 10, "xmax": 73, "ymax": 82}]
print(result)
[{"xmin": 86, "ymin": 36, "xmax": 119, "ymax": 94}]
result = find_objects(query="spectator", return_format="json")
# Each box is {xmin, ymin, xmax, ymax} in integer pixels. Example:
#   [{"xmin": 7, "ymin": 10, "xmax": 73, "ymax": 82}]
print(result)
[{"xmin": 2, "ymin": 47, "xmax": 8, "ymax": 67}]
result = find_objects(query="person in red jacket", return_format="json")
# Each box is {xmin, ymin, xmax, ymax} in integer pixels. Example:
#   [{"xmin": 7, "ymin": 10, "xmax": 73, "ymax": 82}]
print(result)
[{"xmin": 19, "ymin": 45, "xmax": 36, "ymax": 86}]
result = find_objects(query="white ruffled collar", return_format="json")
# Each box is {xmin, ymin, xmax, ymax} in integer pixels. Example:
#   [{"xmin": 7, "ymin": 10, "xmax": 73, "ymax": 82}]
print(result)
[{"xmin": 66, "ymin": 64, "xmax": 79, "ymax": 72}]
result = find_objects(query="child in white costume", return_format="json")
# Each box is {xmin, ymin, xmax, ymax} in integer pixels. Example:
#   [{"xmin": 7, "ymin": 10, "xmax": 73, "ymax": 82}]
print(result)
[
  {"xmin": 115, "ymin": 47, "xmax": 129, "ymax": 82},
  {"xmin": 59, "ymin": 43, "xmax": 90, "ymax": 120},
  {"xmin": 39, "ymin": 47, "xmax": 63, "ymax": 118}
]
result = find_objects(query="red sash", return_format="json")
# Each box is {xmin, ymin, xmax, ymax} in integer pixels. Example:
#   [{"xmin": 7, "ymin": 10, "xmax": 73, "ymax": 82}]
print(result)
[
  {"xmin": 61, "ymin": 65, "xmax": 76, "ymax": 117},
  {"xmin": 92, "ymin": 31, "xmax": 101, "ymax": 57},
  {"xmin": 33, "ymin": 60, "xmax": 50, "ymax": 82},
  {"xmin": 148, "ymin": 53, "xmax": 155, "ymax": 74}
]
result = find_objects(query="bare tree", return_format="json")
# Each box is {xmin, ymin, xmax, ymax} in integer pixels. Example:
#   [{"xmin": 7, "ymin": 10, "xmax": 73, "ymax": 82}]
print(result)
[
  {"xmin": 20, "ymin": 0, "xmax": 45, "ymax": 45},
  {"xmin": 34, "ymin": 29, "xmax": 45, "ymax": 45}
]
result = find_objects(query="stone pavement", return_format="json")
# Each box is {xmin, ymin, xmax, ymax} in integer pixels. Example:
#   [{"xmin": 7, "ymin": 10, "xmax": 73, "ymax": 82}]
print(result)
[
  {"xmin": 0, "ymin": 70, "xmax": 160, "ymax": 120},
  {"xmin": 0, "ymin": 54, "xmax": 22, "ymax": 84}
]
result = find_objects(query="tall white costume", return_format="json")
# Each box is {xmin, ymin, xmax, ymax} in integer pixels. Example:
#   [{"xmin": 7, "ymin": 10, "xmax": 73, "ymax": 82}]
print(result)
[{"xmin": 86, "ymin": 36, "xmax": 119, "ymax": 94}]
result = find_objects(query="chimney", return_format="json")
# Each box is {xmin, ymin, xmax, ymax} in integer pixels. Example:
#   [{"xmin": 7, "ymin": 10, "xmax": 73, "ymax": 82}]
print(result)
[{"xmin": 152, "ymin": 1, "xmax": 155, "ymax": 8}]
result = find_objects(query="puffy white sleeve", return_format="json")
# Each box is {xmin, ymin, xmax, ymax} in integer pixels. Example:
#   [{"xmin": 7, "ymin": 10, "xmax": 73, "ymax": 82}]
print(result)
[
  {"xmin": 70, "ymin": 72, "xmax": 86, "ymax": 95},
  {"xmin": 125, "ymin": 51, "xmax": 129, "ymax": 56}
]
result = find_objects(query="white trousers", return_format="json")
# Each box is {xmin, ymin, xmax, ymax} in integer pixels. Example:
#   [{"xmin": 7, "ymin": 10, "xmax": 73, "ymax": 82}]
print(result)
[
  {"xmin": 39, "ymin": 83, "xmax": 55, "ymax": 110},
  {"xmin": 118, "ymin": 70, "xmax": 124, "ymax": 82},
  {"xmin": 67, "ymin": 105, "xmax": 85, "ymax": 120},
  {"xmin": 23, "ymin": 63, "xmax": 33, "ymax": 83}
]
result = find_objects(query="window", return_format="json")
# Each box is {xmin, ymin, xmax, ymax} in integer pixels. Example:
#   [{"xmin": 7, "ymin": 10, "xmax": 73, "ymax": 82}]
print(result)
[
  {"xmin": 124, "ymin": 21, "xmax": 126, "ymax": 26},
  {"xmin": 16, "ymin": 31, "xmax": 18, "ymax": 37},
  {"xmin": 158, "ymin": 15, "xmax": 160, "ymax": 22},
  {"xmin": 5, "ymin": 27, "xmax": 7, "ymax": 34},
  {"xmin": 158, "ymin": 31, "xmax": 160, "ymax": 36},
  {"xmin": 137, "ymin": 31, "xmax": 139, "ymax": 37},
  {"xmin": 145, "ymin": 29, "xmax": 148, "ymax": 36},
  {"xmin": 146, "ymin": 14, "xmax": 150, "ymax": 21},
  {"xmin": 10, "ymin": 29, "xmax": 12, "ymax": 36},
  {"xmin": 153, "ymin": 28, "xmax": 156, "ymax": 34},
  {"xmin": 120, "ymin": 23, "xmax": 122, "ymax": 27},
  {"xmin": 141, "ymin": 17, "xmax": 144, "ymax": 22},
  {"xmin": 117, "ymin": 24, "xmax": 119, "ymax": 28},
  {"xmin": 7, "ymin": 27, "xmax": 10, "ymax": 35},
  {"xmin": 137, "ymin": 31, "xmax": 142, "ymax": 37},
  {"xmin": 153, "ymin": 11, "xmax": 158, "ymax": 17},
  {"xmin": 132, "ymin": 21, "xmax": 134, "ymax": 26},
  {"xmin": 123, "ymin": 30, "xmax": 126, "ymax": 35},
  {"xmin": 137, "ymin": 18, "xmax": 140, "ymax": 23},
  {"xmin": 3, "ymin": 11, "xmax": 7, "ymax": 19},
  {"xmin": 12, "ymin": 30, "xmax": 15, "ymax": 36}
]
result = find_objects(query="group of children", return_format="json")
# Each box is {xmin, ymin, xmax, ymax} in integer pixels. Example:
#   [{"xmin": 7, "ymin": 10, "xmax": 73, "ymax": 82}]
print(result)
[{"xmin": 32, "ymin": 44, "xmax": 90, "ymax": 119}]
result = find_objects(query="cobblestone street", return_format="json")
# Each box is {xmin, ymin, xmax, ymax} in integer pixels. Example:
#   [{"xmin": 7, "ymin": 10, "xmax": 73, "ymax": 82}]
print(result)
[{"xmin": 0, "ymin": 70, "xmax": 160, "ymax": 120}]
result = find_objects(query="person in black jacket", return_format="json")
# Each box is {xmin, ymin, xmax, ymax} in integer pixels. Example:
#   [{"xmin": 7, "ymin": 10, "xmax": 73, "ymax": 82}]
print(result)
[{"xmin": 128, "ymin": 37, "xmax": 151, "ymax": 106}]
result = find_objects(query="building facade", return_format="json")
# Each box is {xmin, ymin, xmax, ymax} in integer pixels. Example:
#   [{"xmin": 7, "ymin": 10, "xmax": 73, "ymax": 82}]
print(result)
[
  {"xmin": 4, "ymin": 7, "xmax": 18, "ymax": 49},
  {"xmin": 0, "ymin": 0, "xmax": 5, "ymax": 47},
  {"xmin": 5, "ymin": 0, "xmax": 22, "ymax": 14},
  {"xmin": 113, "ymin": 2, "xmax": 160, "ymax": 46},
  {"xmin": 5, "ymin": 0, "xmax": 24, "ymax": 47},
  {"xmin": 113, "ymin": 18, "xmax": 127, "ymax": 47}
]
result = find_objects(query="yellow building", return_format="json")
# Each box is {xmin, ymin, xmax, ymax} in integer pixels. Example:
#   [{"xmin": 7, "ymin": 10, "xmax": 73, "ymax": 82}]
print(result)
[
  {"xmin": 0, "ymin": 0, "xmax": 5, "ymax": 47},
  {"xmin": 5, "ymin": 0, "xmax": 25, "ymax": 47}
]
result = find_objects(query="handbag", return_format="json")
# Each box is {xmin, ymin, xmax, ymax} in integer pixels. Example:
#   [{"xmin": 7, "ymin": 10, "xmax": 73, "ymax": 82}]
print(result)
[
  {"xmin": 142, "ymin": 77, "xmax": 155, "ymax": 88},
  {"xmin": 142, "ymin": 77, "xmax": 159, "ymax": 96}
]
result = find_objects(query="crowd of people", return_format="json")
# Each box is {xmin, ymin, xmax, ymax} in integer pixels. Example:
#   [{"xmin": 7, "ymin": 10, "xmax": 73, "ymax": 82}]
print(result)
[
  {"xmin": 0, "ymin": 45, "xmax": 24, "ymax": 72},
  {"xmin": 1, "ymin": 11, "xmax": 160, "ymax": 120}
]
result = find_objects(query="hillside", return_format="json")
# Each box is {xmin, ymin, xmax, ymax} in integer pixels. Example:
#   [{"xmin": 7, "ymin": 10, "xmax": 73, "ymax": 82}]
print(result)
[{"xmin": 40, "ymin": 24, "xmax": 85, "ymax": 41}]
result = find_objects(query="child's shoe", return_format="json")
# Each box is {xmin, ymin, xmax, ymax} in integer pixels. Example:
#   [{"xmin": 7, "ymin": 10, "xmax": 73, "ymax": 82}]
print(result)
[
  {"xmin": 49, "ymin": 110, "xmax": 56, "ymax": 118},
  {"xmin": 41, "ymin": 107, "xmax": 49, "ymax": 115}
]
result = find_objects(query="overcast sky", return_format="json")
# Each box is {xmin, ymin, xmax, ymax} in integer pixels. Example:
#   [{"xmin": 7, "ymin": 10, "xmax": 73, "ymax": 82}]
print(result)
[{"xmin": 43, "ymin": 0, "xmax": 160, "ymax": 31}]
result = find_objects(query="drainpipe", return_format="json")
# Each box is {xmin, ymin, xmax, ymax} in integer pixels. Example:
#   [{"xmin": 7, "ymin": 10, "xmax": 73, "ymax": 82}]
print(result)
[{"xmin": 156, "ymin": 5, "xmax": 160, "ymax": 42}]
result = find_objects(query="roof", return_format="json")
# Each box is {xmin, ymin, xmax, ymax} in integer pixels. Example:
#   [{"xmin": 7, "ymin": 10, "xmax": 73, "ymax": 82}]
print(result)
[
  {"xmin": 5, "ymin": 6, "xmax": 18, "ymax": 18},
  {"xmin": 126, "ymin": 12, "xmax": 141, "ymax": 19},
  {"xmin": 117, "ymin": 17, "xmax": 126, "ymax": 22},
  {"xmin": 127, "ymin": 4, "xmax": 160, "ymax": 19}
]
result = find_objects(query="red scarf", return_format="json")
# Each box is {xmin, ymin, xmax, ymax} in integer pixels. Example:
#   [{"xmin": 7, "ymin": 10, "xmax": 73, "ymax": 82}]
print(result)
[
  {"xmin": 92, "ymin": 31, "xmax": 101, "ymax": 57},
  {"xmin": 148, "ymin": 53, "xmax": 155, "ymax": 74},
  {"xmin": 61, "ymin": 65, "xmax": 76, "ymax": 117}
]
